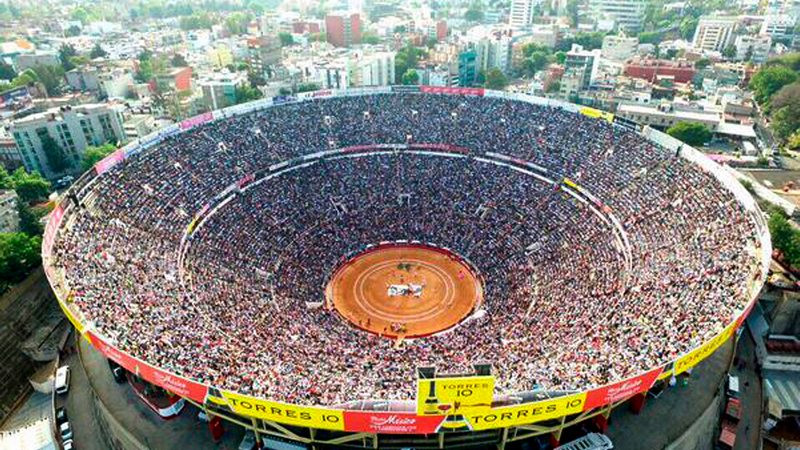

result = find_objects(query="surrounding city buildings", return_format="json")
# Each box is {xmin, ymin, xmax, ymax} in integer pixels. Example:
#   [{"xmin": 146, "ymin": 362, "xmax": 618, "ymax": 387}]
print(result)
[
  {"xmin": 509, "ymin": 0, "xmax": 537, "ymax": 28},
  {"xmin": 325, "ymin": 12, "xmax": 362, "ymax": 47},
  {"xmin": 0, "ymin": 190, "xmax": 19, "ymax": 233},
  {"xmin": 588, "ymin": 0, "xmax": 649, "ymax": 32},
  {"xmin": 693, "ymin": 16, "xmax": 738, "ymax": 52},
  {"xmin": 9, "ymin": 104, "xmax": 125, "ymax": 178}
]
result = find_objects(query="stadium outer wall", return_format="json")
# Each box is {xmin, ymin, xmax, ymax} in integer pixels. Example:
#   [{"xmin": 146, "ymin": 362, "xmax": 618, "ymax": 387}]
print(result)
[{"xmin": 42, "ymin": 86, "xmax": 771, "ymax": 447}]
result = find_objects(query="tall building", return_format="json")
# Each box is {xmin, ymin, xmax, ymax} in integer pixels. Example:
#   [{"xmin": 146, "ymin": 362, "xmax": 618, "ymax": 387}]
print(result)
[
  {"xmin": 325, "ymin": 12, "xmax": 362, "ymax": 47},
  {"xmin": 601, "ymin": 34, "xmax": 639, "ymax": 61},
  {"xmin": 458, "ymin": 50, "xmax": 478, "ymax": 86},
  {"xmin": 734, "ymin": 35, "xmax": 772, "ymax": 63},
  {"xmin": 760, "ymin": 14, "xmax": 797, "ymax": 40},
  {"xmin": 247, "ymin": 36, "xmax": 282, "ymax": 80},
  {"xmin": 199, "ymin": 73, "xmax": 248, "ymax": 111},
  {"xmin": 588, "ymin": 0, "xmax": 648, "ymax": 32},
  {"xmin": 563, "ymin": 44, "xmax": 602, "ymax": 90},
  {"xmin": 510, "ymin": 0, "xmax": 537, "ymax": 27},
  {"xmin": 349, "ymin": 51, "xmax": 396, "ymax": 86},
  {"xmin": 9, "ymin": 104, "xmax": 125, "ymax": 179},
  {"xmin": 692, "ymin": 16, "xmax": 738, "ymax": 52}
]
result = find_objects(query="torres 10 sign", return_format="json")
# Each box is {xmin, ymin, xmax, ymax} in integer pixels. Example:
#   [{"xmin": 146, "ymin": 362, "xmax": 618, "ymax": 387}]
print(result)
[{"xmin": 417, "ymin": 376, "xmax": 495, "ymax": 415}]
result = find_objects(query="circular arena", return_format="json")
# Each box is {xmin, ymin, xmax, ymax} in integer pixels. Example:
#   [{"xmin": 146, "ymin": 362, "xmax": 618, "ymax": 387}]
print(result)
[{"xmin": 44, "ymin": 87, "xmax": 770, "ymax": 442}]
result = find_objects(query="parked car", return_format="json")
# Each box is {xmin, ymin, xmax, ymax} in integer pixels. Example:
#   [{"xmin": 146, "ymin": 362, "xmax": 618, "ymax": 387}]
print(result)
[
  {"xmin": 55, "ymin": 407, "xmax": 68, "ymax": 425},
  {"xmin": 59, "ymin": 421, "xmax": 73, "ymax": 441},
  {"xmin": 63, "ymin": 439, "xmax": 74, "ymax": 450},
  {"xmin": 55, "ymin": 366, "xmax": 71, "ymax": 394}
]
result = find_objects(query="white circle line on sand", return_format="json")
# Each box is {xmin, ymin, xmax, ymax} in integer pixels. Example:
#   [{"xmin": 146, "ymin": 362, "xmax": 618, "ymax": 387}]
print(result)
[{"xmin": 352, "ymin": 258, "xmax": 455, "ymax": 321}]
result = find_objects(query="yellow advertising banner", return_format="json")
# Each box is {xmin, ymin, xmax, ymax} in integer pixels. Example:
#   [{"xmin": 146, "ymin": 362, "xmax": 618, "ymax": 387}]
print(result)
[
  {"xmin": 218, "ymin": 390, "xmax": 345, "ymax": 430},
  {"xmin": 417, "ymin": 376, "xmax": 495, "ymax": 416},
  {"xmin": 58, "ymin": 293, "xmax": 85, "ymax": 335},
  {"xmin": 579, "ymin": 106, "xmax": 614, "ymax": 123},
  {"xmin": 674, "ymin": 322, "xmax": 736, "ymax": 375},
  {"xmin": 465, "ymin": 392, "xmax": 587, "ymax": 430}
]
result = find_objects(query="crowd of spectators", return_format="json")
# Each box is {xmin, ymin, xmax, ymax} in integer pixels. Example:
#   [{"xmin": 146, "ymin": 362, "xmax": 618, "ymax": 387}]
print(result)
[{"xmin": 51, "ymin": 93, "xmax": 763, "ymax": 406}]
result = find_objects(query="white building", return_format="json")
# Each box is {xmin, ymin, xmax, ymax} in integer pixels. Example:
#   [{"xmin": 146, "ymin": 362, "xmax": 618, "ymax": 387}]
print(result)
[
  {"xmin": 601, "ymin": 34, "xmax": 639, "ymax": 61},
  {"xmin": 760, "ymin": 14, "xmax": 797, "ymax": 40},
  {"xmin": 509, "ymin": 0, "xmax": 538, "ymax": 28},
  {"xmin": 0, "ymin": 190, "xmax": 19, "ymax": 233},
  {"xmin": 588, "ymin": 0, "xmax": 648, "ymax": 32},
  {"xmin": 734, "ymin": 34, "xmax": 772, "ymax": 63},
  {"xmin": 693, "ymin": 16, "xmax": 738, "ymax": 52},
  {"xmin": 349, "ymin": 51, "xmax": 396, "ymax": 86},
  {"xmin": 564, "ymin": 44, "xmax": 602, "ymax": 88},
  {"xmin": 9, "ymin": 104, "xmax": 126, "ymax": 179}
]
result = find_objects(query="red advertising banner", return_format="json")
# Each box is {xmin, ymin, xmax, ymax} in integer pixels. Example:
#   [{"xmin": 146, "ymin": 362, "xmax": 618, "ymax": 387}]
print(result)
[
  {"xmin": 179, "ymin": 112, "xmax": 213, "ymax": 130},
  {"xmin": 420, "ymin": 86, "xmax": 485, "ymax": 96},
  {"xmin": 343, "ymin": 411, "xmax": 445, "ymax": 434},
  {"xmin": 413, "ymin": 143, "xmax": 470, "ymax": 154},
  {"xmin": 87, "ymin": 331, "xmax": 209, "ymax": 403},
  {"xmin": 583, "ymin": 367, "xmax": 663, "ymax": 411},
  {"xmin": 94, "ymin": 149, "xmax": 125, "ymax": 175},
  {"xmin": 42, "ymin": 205, "xmax": 65, "ymax": 258}
]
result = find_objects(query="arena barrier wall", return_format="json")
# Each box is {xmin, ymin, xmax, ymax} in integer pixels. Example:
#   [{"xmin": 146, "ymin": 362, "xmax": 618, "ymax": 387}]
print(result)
[{"xmin": 42, "ymin": 86, "xmax": 771, "ymax": 434}]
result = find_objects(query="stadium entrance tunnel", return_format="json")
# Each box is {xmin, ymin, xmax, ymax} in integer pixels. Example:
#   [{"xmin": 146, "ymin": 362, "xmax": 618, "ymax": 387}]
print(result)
[{"xmin": 326, "ymin": 244, "xmax": 484, "ymax": 339}]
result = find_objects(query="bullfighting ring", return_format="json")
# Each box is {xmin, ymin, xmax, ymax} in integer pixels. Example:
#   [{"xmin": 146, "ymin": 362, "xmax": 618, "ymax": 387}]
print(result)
[
  {"xmin": 43, "ymin": 87, "xmax": 771, "ymax": 445},
  {"xmin": 328, "ymin": 244, "xmax": 483, "ymax": 338}
]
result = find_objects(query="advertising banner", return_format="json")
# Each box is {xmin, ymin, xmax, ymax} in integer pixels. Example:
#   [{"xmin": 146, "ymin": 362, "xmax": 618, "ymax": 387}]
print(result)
[
  {"xmin": 579, "ymin": 106, "xmax": 614, "ymax": 123},
  {"xmin": 94, "ymin": 149, "xmax": 125, "ymax": 175},
  {"xmin": 216, "ymin": 390, "xmax": 345, "ymax": 430},
  {"xmin": 179, "ymin": 112, "xmax": 213, "ymax": 130},
  {"xmin": 464, "ymin": 392, "xmax": 586, "ymax": 431},
  {"xmin": 42, "ymin": 204, "xmax": 65, "ymax": 258},
  {"xmin": 58, "ymin": 292, "xmax": 85, "ymax": 335},
  {"xmin": 416, "ymin": 376, "xmax": 494, "ymax": 416},
  {"xmin": 343, "ymin": 411, "xmax": 445, "ymax": 434},
  {"xmin": 583, "ymin": 367, "xmax": 663, "ymax": 410},
  {"xmin": 391, "ymin": 85, "xmax": 421, "ymax": 94},
  {"xmin": 674, "ymin": 322, "xmax": 736, "ymax": 375},
  {"xmin": 420, "ymin": 86, "xmax": 485, "ymax": 96},
  {"xmin": 297, "ymin": 89, "xmax": 335, "ymax": 99},
  {"xmin": 86, "ymin": 331, "xmax": 209, "ymax": 403}
]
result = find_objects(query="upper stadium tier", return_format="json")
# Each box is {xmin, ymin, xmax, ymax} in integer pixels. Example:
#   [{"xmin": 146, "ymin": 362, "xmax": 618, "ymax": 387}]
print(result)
[{"xmin": 45, "ymin": 89, "xmax": 769, "ymax": 412}]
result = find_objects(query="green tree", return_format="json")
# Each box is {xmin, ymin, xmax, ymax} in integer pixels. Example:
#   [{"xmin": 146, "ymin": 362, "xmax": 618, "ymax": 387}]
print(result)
[
  {"xmin": 464, "ymin": 7, "xmax": 484, "ymax": 22},
  {"xmin": 768, "ymin": 207, "xmax": 793, "ymax": 256},
  {"xmin": 394, "ymin": 43, "xmax": 426, "ymax": 82},
  {"xmin": 522, "ymin": 51, "xmax": 549, "ymax": 76},
  {"xmin": 401, "ymin": 69, "xmax": 420, "ymax": 85},
  {"xmin": 695, "ymin": 58, "xmax": 711, "ymax": 69},
  {"xmin": 666, "ymin": 121, "xmax": 712, "ymax": 146},
  {"xmin": 235, "ymin": 84, "xmax": 262, "ymax": 104},
  {"xmin": 566, "ymin": 0, "xmax": 579, "ymax": 27},
  {"xmin": 9, "ymin": 168, "xmax": 50, "ymax": 204},
  {"xmin": 554, "ymin": 51, "xmax": 566, "ymax": 64},
  {"xmin": 722, "ymin": 44, "xmax": 736, "ymax": 59},
  {"xmin": 171, "ymin": 53, "xmax": 188, "ymax": 67},
  {"xmin": 40, "ymin": 134, "xmax": 70, "ymax": 173},
  {"xmin": 679, "ymin": 17, "xmax": 698, "ymax": 40},
  {"xmin": 58, "ymin": 44, "xmax": 78, "ymax": 71},
  {"xmin": 81, "ymin": 143, "xmax": 117, "ymax": 172},
  {"xmin": 225, "ymin": 12, "xmax": 252, "ymax": 35},
  {"xmin": 17, "ymin": 203, "xmax": 45, "ymax": 236},
  {"xmin": 770, "ymin": 82, "xmax": 800, "ymax": 140},
  {"xmin": 485, "ymin": 68, "xmax": 508, "ymax": 90},
  {"xmin": 0, "ymin": 61, "xmax": 15, "ymax": 80},
  {"xmin": 278, "ymin": 32, "xmax": 294, "ymax": 46},
  {"xmin": 749, "ymin": 65, "xmax": 798, "ymax": 106},
  {"xmin": 546, "ymin": 81, "xmax": 561, "ymax": 93},
  {"xmin": 637, "ymin": 31, "xmax": 662, "ymax": 45},
  {"xmin": 0, "ymin": 232, "xmax": 42, "ymax": 290},
  {"xmin": 31, "ymin": 65, "xmax": 65, "ymax": 96},
  {"xmin": 297, "ymin": 82, "xmax": 320, "ymax": 93},
  {"xmin": 362, "ymin": 31, "xmax": 381, "ymax": 45},
  {"xmin": 89, "ymin": 43, "xmax": 108, "ymax": 59}
]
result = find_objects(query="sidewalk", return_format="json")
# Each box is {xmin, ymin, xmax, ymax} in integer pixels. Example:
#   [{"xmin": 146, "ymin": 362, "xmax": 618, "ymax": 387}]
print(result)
[{"xmin": 731, "ymin": 329, "xmax": 762, "ymax": 450}]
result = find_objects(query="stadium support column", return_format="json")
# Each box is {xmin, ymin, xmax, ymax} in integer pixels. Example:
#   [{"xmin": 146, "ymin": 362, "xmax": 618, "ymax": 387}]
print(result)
[
  {"xmin": 630, "ymin": 392, "xmax": 647, "ymax": 413},
  {"xmin": 251, "ymin": 417, "xmax": 262, "ymax": 447},
  {"xmin": 550, "ymin": 414, "xmax": 567, "ymax": 447}
]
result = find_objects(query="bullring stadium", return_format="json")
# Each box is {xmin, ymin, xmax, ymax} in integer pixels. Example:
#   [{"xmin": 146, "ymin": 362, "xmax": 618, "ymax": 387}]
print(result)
[{"xmin": 43, "ymin": 86, "xmax": 771, "ymax": 448}]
